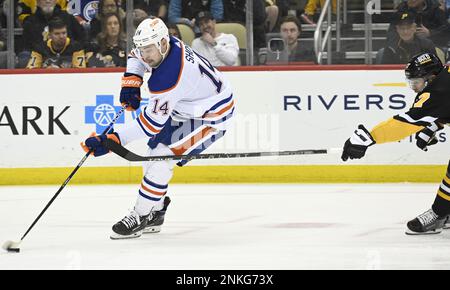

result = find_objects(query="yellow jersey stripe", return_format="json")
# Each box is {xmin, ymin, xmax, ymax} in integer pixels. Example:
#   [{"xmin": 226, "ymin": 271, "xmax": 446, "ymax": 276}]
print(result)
[{"xmin": 370, "ymin": 117, "xmax": 423, "ymax": 144}]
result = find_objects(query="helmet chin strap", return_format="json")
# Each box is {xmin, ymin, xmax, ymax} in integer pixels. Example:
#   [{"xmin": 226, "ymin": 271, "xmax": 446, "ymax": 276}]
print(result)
[
  {"xmin": 422, "ymin": 75, "xmax": 437, "ymax": 90},
  {"xmin": 149, "ymin": 41, "xmax": 170, "ymax": 69},
  {"xmin": 159, "ymin": 41, "xmax": 170, "ymax": 59}
]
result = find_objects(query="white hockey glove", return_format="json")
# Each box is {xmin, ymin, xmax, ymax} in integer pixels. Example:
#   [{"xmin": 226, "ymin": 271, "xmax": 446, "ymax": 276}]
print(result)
[
  {"xmin": 415, "ymin": 122, "xmax": 443, "ymax": 151},
  {"xmin": 341, "ymin": 125, "xmax": 376, "ymax": 161}
]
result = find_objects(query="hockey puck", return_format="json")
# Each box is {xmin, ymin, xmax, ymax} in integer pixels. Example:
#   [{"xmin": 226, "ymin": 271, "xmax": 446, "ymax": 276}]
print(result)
[{"xmin": 2, "ymin": 240, "xmax": 21, "ymax": 253}]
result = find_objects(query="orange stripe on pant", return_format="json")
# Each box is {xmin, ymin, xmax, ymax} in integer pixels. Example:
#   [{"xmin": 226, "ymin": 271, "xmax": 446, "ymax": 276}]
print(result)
[
  {"xmin": 170, "ymin": 127, "xmax": 216, "ymax": 155},
  {"xmin": 203, "ymin": 100, "xmax": 234, "ymax": 119},
  {"xmin": 141, "ymin": 182, "xmax": 166, "ymax": 196},
  {"xmin": 139, "ymin": 114, "xmax": 161, "ymax": 134}
]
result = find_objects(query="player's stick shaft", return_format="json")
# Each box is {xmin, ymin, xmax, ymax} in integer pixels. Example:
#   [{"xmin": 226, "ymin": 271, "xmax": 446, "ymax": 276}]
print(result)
[
  {"xmin": 103, "ymin": 139, "xmax": 341, "ymax": 162},
  {"xmin": 18, "ymin": 106, "xmax": 127, "ymax": 242}
]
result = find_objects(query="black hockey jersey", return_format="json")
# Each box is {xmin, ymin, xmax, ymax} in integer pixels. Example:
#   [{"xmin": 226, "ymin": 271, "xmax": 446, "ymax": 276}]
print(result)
[
  {"xmin": 26, "ymin": 38, "xmax": 86, "ymax": 69},
  {"xmin": 395, "ymin": 66, "xmax": 450, "ymax": 126},
  {"xmin": 370, "ymin": 66, "xmax": 450, "ymax": 144}
]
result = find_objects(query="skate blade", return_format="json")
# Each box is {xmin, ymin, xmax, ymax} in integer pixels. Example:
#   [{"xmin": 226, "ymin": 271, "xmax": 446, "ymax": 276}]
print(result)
[
  {"xmin": 110, "ymin": 231, "xmax": 142, "ymax": 240},
  {"xmin": 405, "ymin": 228, "xmax": 443, "ymax": 235},
  {"xmin": 143, "ymin": 226, "xmax": 161, "ymax": 234}
]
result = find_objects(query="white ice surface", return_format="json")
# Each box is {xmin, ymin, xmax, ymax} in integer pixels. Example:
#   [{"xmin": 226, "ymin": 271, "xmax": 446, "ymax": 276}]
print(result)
[{"xmin": 1, "ymin": 183, "xmax": 449, "ymax": 269}]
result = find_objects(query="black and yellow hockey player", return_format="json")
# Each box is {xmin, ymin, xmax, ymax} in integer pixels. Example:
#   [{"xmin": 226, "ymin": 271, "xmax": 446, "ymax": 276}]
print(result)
[
  {"xmin": 26, "ymin": 17, "xmax": 86, "ymax": 69},
  {"xmin": 341, "ymin": 52, "xmax": 450, "ymax": 235}
]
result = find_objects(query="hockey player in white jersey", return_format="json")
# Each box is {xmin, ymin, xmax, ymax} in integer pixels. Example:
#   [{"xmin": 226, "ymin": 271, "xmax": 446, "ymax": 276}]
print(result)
[{"xmin": 81, "ymin": 17, "xmax": 235, "ymax": 239}]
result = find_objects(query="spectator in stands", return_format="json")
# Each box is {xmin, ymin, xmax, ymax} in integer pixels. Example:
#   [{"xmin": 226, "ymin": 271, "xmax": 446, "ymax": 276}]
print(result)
[
  {"xmin": 167, "ymin": 22, "xmax": 182, "ymax": 39},
  {"xmin": 130, "ymin": 0, "xmax": 168, "ymax": 22},
  {"xmin": 394, "ymin": 0, "xmax": 403, "ymax": 7},
  {"xmin": 125, "ymin": 7, "xmax": 161, "ymax": 45},
  {"xmin": 132, "ymin": 6, "xmax": 148, "ymax": 29},
  {"xmin": 301, "ymin": 0, "xmax": 336, "ymax": 25},
  {"xmin": 224, "ymin": 0, "xmax": 261, "ymax": 23},
  {"xmin": 0, "ymin": 22, "xmax": 5, "ymax": 51},
  {"xmin": 86, "ymin": 12, "xmax": 126, "ymax": 67},
  {"xmin": 382, "ymin": 11, "xmax": 437, "ymax": 64},
  {"xmin": 390, "ymin": 0, "xmax": 449, "ymax": 47},
  {"xmin": 223, "ymin": 0, "xmax": 267, "ymax": 50},
  {"xmin": 438, "ymin": 0, "xmax": 445, "ymax": 11},
  {"xmin": 0, "ymin": 22, "xmax": 6, "ymax": 68},
  {"xmin": 89, "ymin": 0, "xmax": 125, "ymax": 41},
  {"xmin": 265, "ymin": 0, "xmax": 280, "ymax": 32},
  {"xmin": 168, "ymin": 0, "xmax": 223, "ymax": 29},
  {"xmin": 20, "ymin": 0, "xmax": 85, "ymax": 67},
  {"xmin": 26, "ymin": 17, "xmax": 86, "ymax": 68},
  {"xmin": 17, "ymin": 0, "xmax": 67, "ymax": 25},
  {"xmin": 192, "ymin": 11, "xmax": 239, "ymax": 66},
  {"xmin": 0, "ymin": 0, "xmax": 5, "ymax": 27},
  {"xmin": 283, "ymin": 0, "xmax": 308, "ymax": 18},
  {"xmin": 274, "ymin": 0, "xmax": 290, "ymax": 18},
  {"xmin": 279, "ymin": 15, "xmax": 315, "ymax": 62}
]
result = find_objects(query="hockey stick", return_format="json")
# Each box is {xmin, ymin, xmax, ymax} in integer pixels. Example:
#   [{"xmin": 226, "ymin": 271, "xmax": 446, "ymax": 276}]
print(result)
[
  {"xmin": 103, "ymin": 138, "xmax": 341, "ymax": 162},
  {"xmin": 2, "ymin": 105, "xmax": 127, "ymax": 253}
]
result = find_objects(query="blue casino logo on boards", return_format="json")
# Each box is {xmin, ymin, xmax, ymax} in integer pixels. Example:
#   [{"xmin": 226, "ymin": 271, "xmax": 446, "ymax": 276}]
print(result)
[{"xmin": 85, "ymin": 95, "xmax": 124, "ymax": 133}]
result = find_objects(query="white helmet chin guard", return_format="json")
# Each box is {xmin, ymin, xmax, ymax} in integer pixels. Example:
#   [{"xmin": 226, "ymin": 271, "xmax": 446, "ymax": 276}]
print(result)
[{"xmin": 133, "ymin": 18, "xmax": 170, "ymax": 56}]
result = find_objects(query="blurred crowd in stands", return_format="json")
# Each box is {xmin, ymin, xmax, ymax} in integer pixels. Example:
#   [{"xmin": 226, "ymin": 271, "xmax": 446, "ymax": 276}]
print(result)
[{"xmin": 0, "ymin": 0, "xmax": 449, "ymax": 69}]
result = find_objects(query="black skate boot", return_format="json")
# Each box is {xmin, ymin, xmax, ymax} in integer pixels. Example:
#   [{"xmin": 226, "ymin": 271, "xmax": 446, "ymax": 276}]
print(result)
[
  {"xmin": 110, "ymin": 209, "xmax": 149, "ymax": 240},
  {"xmin": 143, "ymin": 196, "xmax": 171, "ymax": 234},
  {"xmin": 444, "ymin": 215, "xmax": 450, "ymax": 230},
  {"xmin": 405, "ymin": 209, "xmax": 446, "ymax": 235}
]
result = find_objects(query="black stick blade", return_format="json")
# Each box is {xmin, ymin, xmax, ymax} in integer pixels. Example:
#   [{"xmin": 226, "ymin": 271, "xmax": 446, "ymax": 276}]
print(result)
[{"xmin": 2, "ymin": 240, "xmax": 21, "ymax": 253}]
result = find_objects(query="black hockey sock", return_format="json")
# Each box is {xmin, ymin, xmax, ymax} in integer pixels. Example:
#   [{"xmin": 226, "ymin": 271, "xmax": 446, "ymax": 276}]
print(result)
[
  {"xmin": 432, "ymin": 161, "xmax": 450, "ymax": 217},
  {"xmin": 432, "ymin": 194, "xmax": 450, "ymax": 217}
]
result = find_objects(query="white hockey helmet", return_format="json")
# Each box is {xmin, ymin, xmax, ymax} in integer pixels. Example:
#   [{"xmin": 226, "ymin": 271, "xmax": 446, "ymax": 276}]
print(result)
[{"xmin": 133, "ymin": 18, "xmax": 170, "ymax": 54}]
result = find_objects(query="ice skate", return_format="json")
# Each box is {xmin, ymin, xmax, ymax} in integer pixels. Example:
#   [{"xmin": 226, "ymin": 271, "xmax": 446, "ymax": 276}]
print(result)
[
  {"xmin": 444, "ymin": 215, "xmax": 450, "ymax": 230},
  {"xmin": 110, "ymin": 209, "xmax": 149, "ymax": 240},
  {"xmin": 143, "ymin": 196, "xmax": 171, "ymax": 234},
  {"xmin": 405, "ymin": 209, "xmax": 446, "ymax": 235}
]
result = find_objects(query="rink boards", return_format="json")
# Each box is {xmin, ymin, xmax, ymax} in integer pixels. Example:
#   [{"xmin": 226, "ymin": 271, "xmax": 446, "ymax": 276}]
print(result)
[{"xmin": 0, "ymin": 67, "xmax": 448, "ymax": 184}]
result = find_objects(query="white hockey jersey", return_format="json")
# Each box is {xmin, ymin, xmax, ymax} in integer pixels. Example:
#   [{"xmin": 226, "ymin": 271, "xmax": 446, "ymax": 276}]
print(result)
[{"xmin": 116, "ymin": 36, "xmax": 234, "ymax": 146}]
